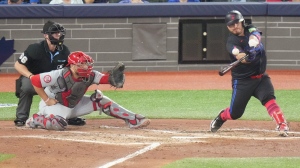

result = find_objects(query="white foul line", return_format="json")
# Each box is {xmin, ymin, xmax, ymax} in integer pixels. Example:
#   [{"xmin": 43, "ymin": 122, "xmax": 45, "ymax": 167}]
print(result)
[{"xmin": 98, "ymin": 142, "xmax": 161, "ymax": 168}]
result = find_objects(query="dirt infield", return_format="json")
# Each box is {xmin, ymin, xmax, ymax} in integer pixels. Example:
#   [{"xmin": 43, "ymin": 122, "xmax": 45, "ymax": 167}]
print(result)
[{"xmin": 1, "ymin": 70, "xmax": 300, "ymax": 168}]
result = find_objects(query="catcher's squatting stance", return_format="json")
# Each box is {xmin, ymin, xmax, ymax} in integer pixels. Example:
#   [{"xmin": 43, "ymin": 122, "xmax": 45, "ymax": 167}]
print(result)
[
  {"xmin": 210, "ymin": 10, "xmax": 289, "ymax": 137},
  {"xmin": 25, "ymin": 51, "xmax": 150, "ymax": 131}
]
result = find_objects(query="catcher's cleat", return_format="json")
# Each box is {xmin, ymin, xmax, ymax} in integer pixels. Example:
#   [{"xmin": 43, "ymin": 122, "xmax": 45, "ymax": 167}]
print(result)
[
  {"xmin": 25, "ymin": 114, "xmax": 45, "ymax": 128},
  {"xmin": 210, "ymin": 110, "xmax": 226, "ymax": 133},
  {"xmin": 276, "ymin": 122, "xmax": 289, "ymax": 137},
  {"xmin": 126, "ymin": 114, "xmax": 150, "ymax": 129},
  {"xmin": 67, "ymin": 117, "xmax": 86, "ymax": 126},
  {"xmin": 25, "ymin": 117, "xmax": 35, "ymax": 128}
]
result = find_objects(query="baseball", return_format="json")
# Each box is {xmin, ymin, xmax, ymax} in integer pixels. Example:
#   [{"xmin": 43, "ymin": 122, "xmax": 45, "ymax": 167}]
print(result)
[
  {"xmin": 203, "ymin": 32, "xmax": 207, "ymax": 36},
  {"xmin": 232, "ymin": 48, "xmax": 239, "ymax": 55}
]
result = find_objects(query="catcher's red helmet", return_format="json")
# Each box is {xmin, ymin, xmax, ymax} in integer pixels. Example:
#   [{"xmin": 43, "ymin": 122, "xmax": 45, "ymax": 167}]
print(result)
[{"xmin": 67, "ymin": 51, "xmax": 94, "ymax": 78}]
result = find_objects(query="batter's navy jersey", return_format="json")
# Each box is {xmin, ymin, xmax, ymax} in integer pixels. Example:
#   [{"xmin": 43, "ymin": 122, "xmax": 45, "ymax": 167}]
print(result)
[
  {"xmin": 17, "ymin": 40, "xmax": 70, "ymax": 75},
  {"xmin": 226, "ymin": 24, "xmax": 266, "ymax": 79}
]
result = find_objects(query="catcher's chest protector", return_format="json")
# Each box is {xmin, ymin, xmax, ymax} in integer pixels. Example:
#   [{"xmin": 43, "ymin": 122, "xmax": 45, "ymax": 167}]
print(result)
[{"xmin": 55, "ymin": 68, "xmax": 94, "ymax": 108}]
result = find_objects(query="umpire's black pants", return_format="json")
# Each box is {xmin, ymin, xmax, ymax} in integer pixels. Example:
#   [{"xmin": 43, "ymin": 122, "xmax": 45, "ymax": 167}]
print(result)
[{"xmin": 15, "ymin": 76, "xmax": 37, "ymax": 122}]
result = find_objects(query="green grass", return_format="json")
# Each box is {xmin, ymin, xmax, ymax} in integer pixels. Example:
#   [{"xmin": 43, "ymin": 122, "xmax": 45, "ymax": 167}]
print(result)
[
  {"xmin": 162, "ymin": 157, "xmax": 300, "ymax": 168},
  {"xmin": 1, "ymin": 90, "xmax": 300, "ymax": 121},
  {"xmin": 0, "ymin": 154, "xmax": 14, "ymax": 162}
]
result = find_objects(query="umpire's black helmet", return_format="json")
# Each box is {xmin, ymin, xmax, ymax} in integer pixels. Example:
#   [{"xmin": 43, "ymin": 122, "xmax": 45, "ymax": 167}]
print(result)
[{"xmin": 225, "ymin": 10, "xmax": 244, "ymax": 26}]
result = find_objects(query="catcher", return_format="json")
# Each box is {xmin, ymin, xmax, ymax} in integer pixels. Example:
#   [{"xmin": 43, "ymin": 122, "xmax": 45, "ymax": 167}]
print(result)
[{"xmin": 25, "ymin": 51, "xmax": 150, "ymax": 130}]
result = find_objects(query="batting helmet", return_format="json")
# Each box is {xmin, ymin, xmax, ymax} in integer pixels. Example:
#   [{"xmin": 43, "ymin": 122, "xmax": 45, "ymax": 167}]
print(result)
[
  {"xmin": 225, "ymin": 10, "xmax": 245, "ymax": 26},
  {"xmin": 42, "ymin": 21, "xmax": 66, "ymax": 51},
  {"xmin": 67, "ymin": 51, "xmax": 94, "ymax": 78}
]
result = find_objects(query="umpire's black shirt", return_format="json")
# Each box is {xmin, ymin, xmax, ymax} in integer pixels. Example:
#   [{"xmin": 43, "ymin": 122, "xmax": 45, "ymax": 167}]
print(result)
[{"xmin": 17, "ymin": 40, "xmax": 70, "ymax": 75}]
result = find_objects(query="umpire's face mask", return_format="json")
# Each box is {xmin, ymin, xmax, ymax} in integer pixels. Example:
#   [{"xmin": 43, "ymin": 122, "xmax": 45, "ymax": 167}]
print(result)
[{"xmin": 46, "ymin": 24, "xmax": 66, "ymax": 51}]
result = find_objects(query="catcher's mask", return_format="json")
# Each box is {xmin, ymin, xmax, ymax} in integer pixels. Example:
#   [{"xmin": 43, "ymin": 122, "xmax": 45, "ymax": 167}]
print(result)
[
  {"xmin": 225, "ymin": 10, "xmax": 245, "ymax": 27},
  {"xmin": 67, "ymin": 51, "xmax": 94, "ymax": 79},
  {"xmin": 42, "ymin": 21, "xmax": 66, "ymax": 51}
]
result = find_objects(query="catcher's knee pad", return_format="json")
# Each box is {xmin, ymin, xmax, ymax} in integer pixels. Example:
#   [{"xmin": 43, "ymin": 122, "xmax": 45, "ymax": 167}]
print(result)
[
  {"xmin": 97, "ymin": 96, "xmax": 113, "ymax": 115},
  {"xmin": 90, "ymin": 89, "xmax": 103, "ymax": 102},
  {"xmin": 45, "ymin": 115, "xmax": 68, "ymax": 131}
]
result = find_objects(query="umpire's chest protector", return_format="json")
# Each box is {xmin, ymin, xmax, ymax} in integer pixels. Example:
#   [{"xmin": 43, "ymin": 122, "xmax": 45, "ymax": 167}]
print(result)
[{"xmin": 55, "ymin": 68, "xmax": 95, "ymax": 108}]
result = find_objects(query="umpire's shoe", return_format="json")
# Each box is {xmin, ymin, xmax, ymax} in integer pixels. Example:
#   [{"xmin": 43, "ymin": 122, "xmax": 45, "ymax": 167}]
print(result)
[
  {"xmin": 67, "ymin": 117, "xmax": 86, "ymax": 126},
  {"xmin": 14, "ymin": 119, "xmax": 26, "ymax": 127},
  {"xmin": 210, "ymin": 110, "xmax": 226, "ymax": 133}
]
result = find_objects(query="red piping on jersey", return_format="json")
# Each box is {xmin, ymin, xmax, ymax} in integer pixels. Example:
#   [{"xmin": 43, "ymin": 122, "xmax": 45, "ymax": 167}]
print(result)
[{"xmin": 31, "ymin": 74, "xmax": 42, "ymax": 88}]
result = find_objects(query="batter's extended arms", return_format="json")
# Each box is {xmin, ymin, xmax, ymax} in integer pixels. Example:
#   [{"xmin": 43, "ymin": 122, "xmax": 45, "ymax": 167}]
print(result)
[{"xmin": 219, "ymin": 54, "xmax": 249, "ymax": 76}]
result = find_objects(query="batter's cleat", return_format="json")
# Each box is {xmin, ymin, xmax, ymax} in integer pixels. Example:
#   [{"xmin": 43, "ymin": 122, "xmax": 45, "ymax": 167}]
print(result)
[
  {"xmin": 276, "ymin": 122, "xmax": 289, "ymax": 137},
  {"xmin": 210, "ymin": 110, "xmax": 226, "ymax": 133},
  {"xmin": 67, "ymin": 117, "xmax": 86, "ymax": 126},
  {"xmin": 126, "ymin": 114, "xmax": 150, "ymax": 129}
]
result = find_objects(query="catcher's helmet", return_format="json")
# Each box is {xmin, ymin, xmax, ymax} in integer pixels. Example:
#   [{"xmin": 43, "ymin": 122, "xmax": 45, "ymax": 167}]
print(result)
[
  {"xmin": 225, "ymin": 10, "xmax": 244, "ymax": 26},
  {"xmin": 68, "ymin": 51, "xmax": 94, "ymax": 78},
  {"xmin": 42, "ymin": 21, "xmax": 66, "ymax": 51}
]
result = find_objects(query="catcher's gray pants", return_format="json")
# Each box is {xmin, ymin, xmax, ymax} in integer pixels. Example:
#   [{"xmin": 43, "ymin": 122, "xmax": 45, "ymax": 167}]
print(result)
[{"xmin": 16, "ymin": 76, "xmax": 37, "ymax": 121}]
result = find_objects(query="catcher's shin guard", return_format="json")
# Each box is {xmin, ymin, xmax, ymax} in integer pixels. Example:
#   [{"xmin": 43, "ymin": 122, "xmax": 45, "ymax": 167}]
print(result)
[
  {"xmin": 271, "ymin": 111, "xmax": 289, "ymax": 137},
  {"xmin": 97, "ymin": 96, "xmax": 150, "ymax": 129},
  {"xmin": 44, "ymin": 115, "xmax": 68, "ymax": 131}
]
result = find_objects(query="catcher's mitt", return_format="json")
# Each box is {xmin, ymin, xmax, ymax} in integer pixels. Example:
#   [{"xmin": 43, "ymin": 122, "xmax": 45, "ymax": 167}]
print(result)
[{"xmin": 108, "ymin": 62, "xmax": 125, "ymax": 88}]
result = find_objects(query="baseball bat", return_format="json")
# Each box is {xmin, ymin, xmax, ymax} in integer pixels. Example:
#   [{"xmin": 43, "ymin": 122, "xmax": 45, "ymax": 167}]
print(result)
[{"xmin": 219, "ymin": 54, "xmax": 249, "ymax": 76}]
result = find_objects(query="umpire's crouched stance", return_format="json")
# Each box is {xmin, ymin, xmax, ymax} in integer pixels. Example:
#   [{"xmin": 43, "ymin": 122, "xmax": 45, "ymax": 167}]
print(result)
[{"xmin": 14, "ymin": 20, "xmax": 86, "ymax": 126}]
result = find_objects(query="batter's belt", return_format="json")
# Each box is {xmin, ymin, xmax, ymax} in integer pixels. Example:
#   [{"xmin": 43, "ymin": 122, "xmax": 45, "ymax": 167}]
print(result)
[{"xmin": 250, "ymin": 74, "xmax": 263, "ymax": 79}]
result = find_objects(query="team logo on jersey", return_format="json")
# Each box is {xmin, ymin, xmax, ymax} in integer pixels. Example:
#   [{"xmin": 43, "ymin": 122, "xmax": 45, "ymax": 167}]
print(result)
[
  {"xmin": 43, "ymin": 75, "xmax": 52, "ymax": 83},
  {"xmin": 19, "ymin": 53, "xmax": 28, "ymax": 64}
]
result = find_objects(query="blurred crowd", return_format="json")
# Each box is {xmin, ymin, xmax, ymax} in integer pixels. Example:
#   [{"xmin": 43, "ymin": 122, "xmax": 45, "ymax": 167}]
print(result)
[
  {"xmin": 0, "ymin": 0, "xmax": 200, "ymax": 4},
  {"xmin": 0, "ymin": 0, "xmax": 292, "ymax": 5}
]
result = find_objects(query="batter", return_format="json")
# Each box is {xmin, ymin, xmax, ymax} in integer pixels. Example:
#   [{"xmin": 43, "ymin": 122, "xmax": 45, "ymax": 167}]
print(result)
[{"xmin": 210, "ymin": 10, "xmax": 289, "ymax": 137}]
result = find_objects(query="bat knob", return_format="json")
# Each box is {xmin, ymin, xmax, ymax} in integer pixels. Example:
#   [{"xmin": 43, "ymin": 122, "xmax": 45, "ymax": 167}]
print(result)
[{"xmin": 218, "ymin": 71, "xmax": 224, "ymax": 76}]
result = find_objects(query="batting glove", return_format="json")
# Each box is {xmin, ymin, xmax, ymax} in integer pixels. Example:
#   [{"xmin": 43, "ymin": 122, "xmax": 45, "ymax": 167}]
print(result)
[{"xmin": 246, "ymin": 47, "xmax": 256, "ymax": 62}]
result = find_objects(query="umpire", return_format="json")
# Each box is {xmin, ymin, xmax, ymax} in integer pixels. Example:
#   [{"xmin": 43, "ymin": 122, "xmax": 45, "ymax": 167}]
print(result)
[{"xmin": 14, "ymin": 20, "xmax": 85, "ymax": 127}]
